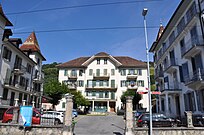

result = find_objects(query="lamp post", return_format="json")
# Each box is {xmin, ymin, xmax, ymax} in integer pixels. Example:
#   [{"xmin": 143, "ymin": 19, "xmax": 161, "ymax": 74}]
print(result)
[{"xmin": 142, "ymin": 8, "xmax": 152, "ymax": 135}]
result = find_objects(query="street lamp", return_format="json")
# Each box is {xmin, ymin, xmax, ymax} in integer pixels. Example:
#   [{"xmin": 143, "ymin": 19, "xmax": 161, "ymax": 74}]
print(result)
[{"xmin": 142, "ymin": 8, "xmax": 152, "ymax": 135}]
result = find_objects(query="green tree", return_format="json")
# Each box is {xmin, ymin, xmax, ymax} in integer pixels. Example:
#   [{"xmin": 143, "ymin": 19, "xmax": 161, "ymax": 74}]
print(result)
[
  {"xmin": 70, "ymin": 91, "xmax": 90, "ymax": 108},
  {"xmin": 120, "ymin": 90, "xmax": 141, "ymax": 110},
  {"xmin": 44, "ymin": 80, "xmax": 69, "ymax": 108}
]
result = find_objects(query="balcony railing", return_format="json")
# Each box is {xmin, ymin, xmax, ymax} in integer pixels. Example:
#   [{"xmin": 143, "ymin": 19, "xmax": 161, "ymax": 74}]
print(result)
[
  {"xmin": 160, "ymin": 83, "xmax": 182, "ymax": 92},
  {"xmin": 127, "ymin": 73, "xmax": 138, "ymax": 80},
  {"xmin": 184, "ymin": 68, "xmax": 204, "ymax": 85},
  {"xmin": 181, "ymin": 36, "xmax": 204, "ymax": 57},
  {"xmin": 13, "ymin": 65, "xmax": 26, "ymax": 75},
  {"xmin": 68, "ymin": 74, "xmax": 77, "ymax": 80},
  {"xmin": 127, "ymin": 85, "xmax": 138, "ymax": 90},
  {"xmin": 154, "ymin": 71, "xmax": 164, "ymax": 80},
  {"xmin": 86, "ymin": 84, "xmax": 117, "ymax": 91},
  {"xmin": 164, "ymin": 58, "xmax": 179, "ymax": 73},
  {"xmin": 33, "ymin": 75, "xmax": 44, "ymax": 83},
  {"xmin": 93, "ymin": 73, "xmax": 110, "ymax": 80}
]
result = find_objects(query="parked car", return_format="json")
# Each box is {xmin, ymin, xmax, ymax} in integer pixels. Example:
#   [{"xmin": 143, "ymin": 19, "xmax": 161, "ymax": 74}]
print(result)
[
  {"xmin": 72, "ymin": 109, "xmax": 78, "ymax": 117},
  {"xmin": 137, "ymin": 113, "xmax": 180, "ymax": 127},
  {"xmin": 117, "ymin": 109, "xmax": 125, "ymax": 116},
  {"xmin": 2, "ymin": 107, "xmax": 41, "ymax": 124},
  {"xmin": 41, "ymin": 111, "xmax": 64, "ymax": 125}
]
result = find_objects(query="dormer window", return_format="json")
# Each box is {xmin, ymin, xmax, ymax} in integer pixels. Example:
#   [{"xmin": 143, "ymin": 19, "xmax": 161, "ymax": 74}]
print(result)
[
  {"xmin": 104, "ymin": 59, "xmax": 107, "ymax": 64},
  {"xmin": 97, "ymin": 59, "xmax": 100, "ymax": 64}
]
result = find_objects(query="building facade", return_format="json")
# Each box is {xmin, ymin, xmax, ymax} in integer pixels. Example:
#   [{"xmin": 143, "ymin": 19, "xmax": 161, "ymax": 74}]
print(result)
[
  {"xmin": 150, "ymin": 0, "xmax": 204, "ymax": 117},
  {"xmin": 56, "ymin": 52, "xmax": 149, "ymax": 112},
  {"xmin": 0, "ymin": 7, "xmax": 46, "ymax": 119}
]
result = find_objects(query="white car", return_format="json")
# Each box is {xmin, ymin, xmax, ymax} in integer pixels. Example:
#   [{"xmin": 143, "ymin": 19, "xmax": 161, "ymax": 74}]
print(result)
[{"xmin": 41, "ymin": 111, "xmax": 64, "ymax": 125}]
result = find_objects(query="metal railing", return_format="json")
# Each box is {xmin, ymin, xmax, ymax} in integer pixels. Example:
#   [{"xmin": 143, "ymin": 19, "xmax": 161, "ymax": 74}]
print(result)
[
  {"xmin": 184, "ymin": 68, "xmax": 204, "ymax": 84},
  {"xmin": 181, "ymin": 36, "xmax": 204, "ymax": 57}
]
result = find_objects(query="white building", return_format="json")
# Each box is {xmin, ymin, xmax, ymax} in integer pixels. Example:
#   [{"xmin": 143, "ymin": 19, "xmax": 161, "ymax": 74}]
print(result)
[
  {"xmin": 150, "ymin": 0, "xmax": 204, "ymax": 117},
  {"xmin": 0, "ymin": 7, "xmax": 46, "ymax": 119},
  {"xmin": 56, "ymin": 52, "xmax": 149, "ymax": 112}
]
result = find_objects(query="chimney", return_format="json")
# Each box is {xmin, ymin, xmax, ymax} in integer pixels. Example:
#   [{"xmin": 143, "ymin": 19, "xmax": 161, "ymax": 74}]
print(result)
[{"xmin": 3, "ymin": 29, "xmax": 12, "ymax": 41}]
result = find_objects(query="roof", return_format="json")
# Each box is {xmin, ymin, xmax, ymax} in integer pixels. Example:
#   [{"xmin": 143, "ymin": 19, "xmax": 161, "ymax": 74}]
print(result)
[
  {"xmin": 0, "ymin": 5, "xmax": 13, "ymax": 26},
  {"xmin": 20, "ymin": 32, "xmax": 46, "ymax": 61},
  {"xmin": 57, "ymin": 52, "xmax": 147, "ymax": 68}
]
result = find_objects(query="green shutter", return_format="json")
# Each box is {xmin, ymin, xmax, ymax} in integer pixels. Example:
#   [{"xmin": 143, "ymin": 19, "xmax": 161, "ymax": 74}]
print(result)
[{"xmin": 111, "ymin": 80, "xmax": 115, "ymax": 88}]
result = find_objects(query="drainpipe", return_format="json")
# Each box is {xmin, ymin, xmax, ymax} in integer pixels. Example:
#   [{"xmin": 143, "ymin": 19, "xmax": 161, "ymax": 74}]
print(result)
[{"xmin": 197, "ymin": 0, "xmax": 204, "ymax": 40}]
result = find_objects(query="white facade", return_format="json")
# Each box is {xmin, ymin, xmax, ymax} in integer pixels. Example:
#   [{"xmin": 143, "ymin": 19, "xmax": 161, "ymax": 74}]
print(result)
[
  {"xmin": 151, "ymin": 0, "xmax": 204, "ymax": 117},
  {"xmin": 56, "ymin": 53, "xmax": 149, "ymax": 112}
]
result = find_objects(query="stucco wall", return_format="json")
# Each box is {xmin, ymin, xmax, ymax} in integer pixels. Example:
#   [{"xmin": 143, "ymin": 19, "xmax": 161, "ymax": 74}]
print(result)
[
  {"xmin": 0, "ymin": 123, "xmax": 64, "ymax": 135},
  {"xmin": 134, "ymin": 127, "xmax": 204, "ymax": 135}
]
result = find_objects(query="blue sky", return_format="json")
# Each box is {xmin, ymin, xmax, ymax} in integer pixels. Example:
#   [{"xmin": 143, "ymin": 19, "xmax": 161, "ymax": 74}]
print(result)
[{"xmin": 2, "ymin": 0, "xmax": 180, "ymax": 64}]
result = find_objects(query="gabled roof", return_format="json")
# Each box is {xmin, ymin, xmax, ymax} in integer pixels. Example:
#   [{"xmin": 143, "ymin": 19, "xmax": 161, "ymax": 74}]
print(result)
[
  {"xmin": 0, "ymin": 5, "xmax": 13, "ymax": 26},
  {"xmin": 95, "ymin": 52, "xmax": 109, "ymax": 57},
  {"xmin": 57, "ymin": 52, "xmax": 147, "ymax": 68},
  {"xmin": 20, "ymin": 32, "xmax": 46, "ymax": 61}
]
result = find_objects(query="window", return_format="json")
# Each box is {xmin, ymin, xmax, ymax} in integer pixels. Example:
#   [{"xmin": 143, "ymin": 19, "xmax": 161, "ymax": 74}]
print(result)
[
  {"xmin": 89, "ymin": 69, "xmax": 93, "ymax": 76},
  {"xmin": 162, "ymin": 42, "xmax": 167, "ymax": 52},
  {"xmin": 111, "ymin": 80, "xmax": 115, "ymax": 88},
  {"xmin": 71, "ymin": 69, "xmax": 77, "ymax": 77},
  {"xmin": 19, "ymin": 76, "xmax": 25, "ymax": 87},
  {"xmin": 121, "ymin": 80, "xmax": 126, "ymax": 87},
  {"xmin": 190, "ymin": 26, "xmax": 198, "ymax": 45},
  {"xmin": 96, "ymin": 69, "xmax": 100, "ymax": 76},
  {"xmin": 14, "ymin": 55, "xmax": 22, "ymax": 69},
  {"xmin": 169, "ymin": 31, "xmax": 175, "ymax": 45},
  {"xmin": 62, "ymin": 102, "xmax": 66, "ymax": 108},
  {"xmin": 79, "ymin": 70, "xmax": 83, "ymax": 76},
  {"xmin": 104, "ymin": 59, "xmax": 107, "ymax": 64},
  {"xmin": 25, "ymin": 79, "xmax": 29, "ymax": 90},
  {"xmin": 105, "ymin": 91, "xmax": 109, "ymax": 98},
  {"xmin": 2, "ymin": 88, "xmax": 8, "ymax": 100},
  {"xmin": 97, "ymin": 59, "xmax": 100, "ymax": 64},
  {"xmin": 37, "ymin": 58, "xmax": 40, "ymax": 65},
  {"xmin": 129, "ymin": 69, "xmax": 136, "ymax": 75},
  {"xmin": 3, "ymin": 47, "xmax": 12, "ymax": 61},
  {"xmin": 121, "ymin": 69, "xmax": 126, "ymax": 76},
  {"xmin": 180, "ymin": 38, "xmax": 185, "ymax": 56},
  {"xmin": 177, "ymin": 17, "xmax": 185, "ymax": 35},
  {"xmin": 111, "ymin": 69, "xmax": 115, "ymax": 75},
  {"xmin": 186, "ymin": 2, "xmax": 197, "ymax": 23},
  {"xmin": 19, "ymin": 93, "xmax": 22, "ymax": 103},
  {"xmin": 138, "ymin": 69, "xmax": 142, "ymax": 75},
  {"xmin": 26, "ymin": 64, "xmax": 32, "ymax": 73},
  {"xmin": 111, "ymin": 92, "xmax": 115, "ymax": 99},
  {"xmin": 64, "ymin": 70, "xmax": 68, "ymax": 76},
  {"xmin": 78, "ymin": 80, "xmax": 84, "ymax": 87},
  {"xmin": 182, "ymin": 62, "xmax": 189, "ymax": 83},
  {"xmin": 137, "ymin": 80, "xmax": 144, "ymax": 87},
  {"xmin": 24, "ymin": 94, "xmax": 27, "ymax": 100},
  {"xmin": 184, "ymin": 91, "xmax": 196, "ymax": 111},
  {"xmin": 104, "ymin": 69, "xmax": 107, "ymax": 76}
]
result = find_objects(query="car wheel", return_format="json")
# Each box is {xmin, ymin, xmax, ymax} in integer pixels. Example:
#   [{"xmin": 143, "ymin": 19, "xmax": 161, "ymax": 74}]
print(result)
[
  {"xmin": 54, "ymin": 119, "xmax": 60, "ymax": 125},
  {"xmin": 142, "ymin": 123, "xmax": 148, "ymax": 128},
  {"xmin": 7, "ymin": 120, "xmax": 12, "ymax": 123},
  {"xmin": 171, "ymin": 122, "xmax": 177, "ymax": 127}
]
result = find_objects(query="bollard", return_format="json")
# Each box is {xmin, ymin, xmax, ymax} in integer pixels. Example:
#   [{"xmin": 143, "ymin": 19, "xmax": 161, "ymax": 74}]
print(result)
[
  {"xmin": 125, "ymin": 96, "xmax": 134, "ymax": 135},
  {"xmin": 63, "ymin": 93, "xmax": 73, "ymax": 135},
  {"xmin": 185, "ymin": 111, "xmax": 194, "ymax": 128},
  {"xmin": 22, "ymin": 100, "xmax": 26, "ymax": 106},
  {"xmin": 12, "ymin": 98, "xmax": 19, "ymax": 123}
]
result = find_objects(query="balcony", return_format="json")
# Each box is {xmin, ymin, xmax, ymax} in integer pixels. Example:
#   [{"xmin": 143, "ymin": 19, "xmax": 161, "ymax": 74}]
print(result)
[
  {"xmin": 127, "ymin": 84, "xmax": 138, "ymax": 90},
  {"xmin": 67, "ymin": 84, "xmax": 77, "ymax": 90},
  {"xmin": 68, "ymin": 74, "xmax": 77, "ymax": 80},
  {"xmin": 4, "ymin": 79, "xmax": 28, "ymax": 92},
  {"xmin": 160, "ymin": 83, "xmax": 182, "ymax": 94},
  {"xmin": 164, "ymin": 58, "xmax": 179, "ymax": 73},
  {"xmin": 13, "ymin": 65, "xmax": 26, "ymax": 75},
  {"xmin": 93, "ymin": 73, "xmax": 110, "ymax": 80},
  {"xmin": 181, "ymin": 36, "xmax": 204, "ymax": 59},
  {"xmin": 126, "ymin": 73, "xmax": 138, "ymax": 80},
  {"xmin": 33, "ymin": 75, "xmax": 43, "ymax": 83},
  {"xmin": 85, "ymin": 85, "xmax": 117, "ymax": 91},
  {"xmin": 154, "ymin": 71, "xmax": 164, "ymax": 80},
  {"xmin": 184, "ymin": 68, "xmax": 204, "ymax": 89}
]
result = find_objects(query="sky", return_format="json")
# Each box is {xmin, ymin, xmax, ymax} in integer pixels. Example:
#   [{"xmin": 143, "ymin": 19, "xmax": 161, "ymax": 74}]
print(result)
[{"xmin": 1, "ymin": 0, "xmax": 180, "ymax": 64}]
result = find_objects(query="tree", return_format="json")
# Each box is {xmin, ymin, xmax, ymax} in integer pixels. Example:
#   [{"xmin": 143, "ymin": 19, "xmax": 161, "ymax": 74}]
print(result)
[
  {"xmin": 120, "ymin": 90, "xmax": 141, "ymax": 110},
  {"xmin": 70, "ymin": 91, "xmax": 90, "ymax": 108},
  {"xmin": 44, "ymin": 79, "xmax": 69, "ymax": 109}
]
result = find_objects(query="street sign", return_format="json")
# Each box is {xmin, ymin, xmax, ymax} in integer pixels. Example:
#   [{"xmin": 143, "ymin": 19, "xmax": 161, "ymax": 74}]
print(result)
[{"xmin": 19, "ymin": 106, "xmax": 33, "ymax": 127}]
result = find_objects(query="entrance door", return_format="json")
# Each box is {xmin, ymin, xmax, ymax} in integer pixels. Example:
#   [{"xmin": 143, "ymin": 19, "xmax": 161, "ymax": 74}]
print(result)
[
  {"xmin": 175, "ymin": 95, "xmax": 181, "ymax": 116},
  {"xmin": 10, "ymin": 92, "xmax": 15, "ymax": 106},
  {"xmin": 109, "ymin": 102, "xmax": 115, "ymax": 112}
]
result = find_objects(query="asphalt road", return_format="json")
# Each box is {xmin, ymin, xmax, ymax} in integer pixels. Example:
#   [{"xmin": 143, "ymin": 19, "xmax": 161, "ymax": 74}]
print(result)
[{"xmin": 74, "ymin": 115, "xmax": 125, "ymax": 135}]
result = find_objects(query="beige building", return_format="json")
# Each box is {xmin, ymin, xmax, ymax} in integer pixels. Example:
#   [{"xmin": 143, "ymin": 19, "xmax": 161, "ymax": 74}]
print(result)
[{"xmin": 56, "ymin": 52, "xmax": 149, "ymax": 112}]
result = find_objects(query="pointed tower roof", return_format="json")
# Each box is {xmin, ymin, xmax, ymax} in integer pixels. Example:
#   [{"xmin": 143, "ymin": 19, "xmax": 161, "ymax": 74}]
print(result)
[
  {"xmin": 20, "ymin": 32, "xmax": 46, "ymax": 61},
  {"xmin": 20, "ymin": 32, "xmax": 40, "ymax": 52}
]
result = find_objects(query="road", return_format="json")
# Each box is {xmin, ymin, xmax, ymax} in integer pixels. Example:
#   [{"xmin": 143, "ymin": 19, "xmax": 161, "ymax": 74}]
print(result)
[{"xmin": 74, "ymin": 115, "xmax": 125, "ymax": 135}]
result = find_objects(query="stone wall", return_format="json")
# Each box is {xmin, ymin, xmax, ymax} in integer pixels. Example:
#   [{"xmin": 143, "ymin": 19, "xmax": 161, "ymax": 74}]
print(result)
[
  {"xmin": 134, "ymin": 127, "xmax": 204, "ymax": 135},
  {"xmin": 0, "ymin": 123, "xmax": 64, "ymax": 135}
]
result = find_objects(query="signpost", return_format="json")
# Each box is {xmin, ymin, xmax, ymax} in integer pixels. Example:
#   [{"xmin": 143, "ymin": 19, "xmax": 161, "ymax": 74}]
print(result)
[{"xmin": 19, "ymin": 106, "xmax": 33, "ymax": 127}]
